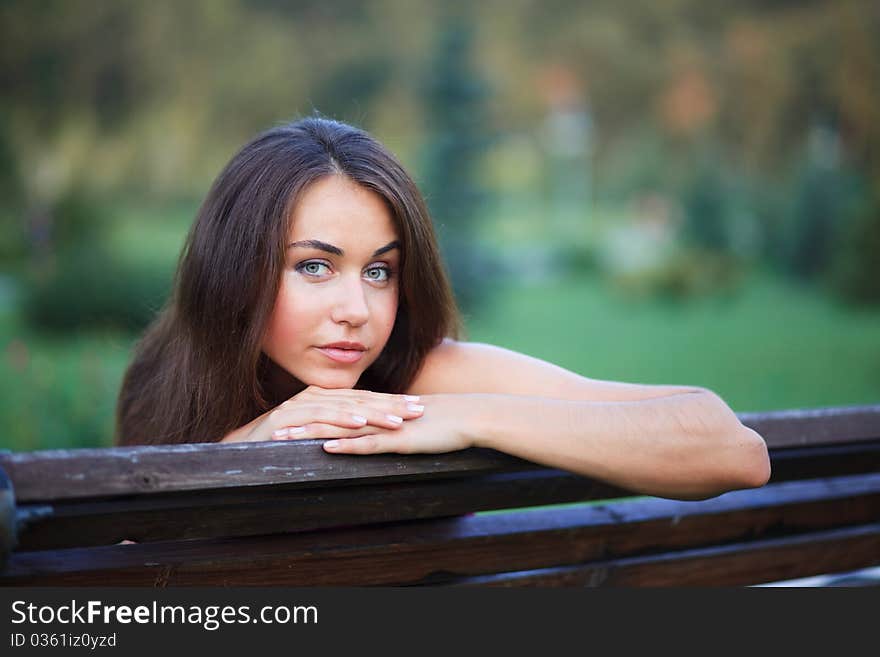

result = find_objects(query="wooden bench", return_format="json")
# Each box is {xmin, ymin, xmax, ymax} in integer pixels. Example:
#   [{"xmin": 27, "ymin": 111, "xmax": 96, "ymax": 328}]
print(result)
[{"xmin": 1, "ymin": 404, "xmax": 878, "ymax": 587}]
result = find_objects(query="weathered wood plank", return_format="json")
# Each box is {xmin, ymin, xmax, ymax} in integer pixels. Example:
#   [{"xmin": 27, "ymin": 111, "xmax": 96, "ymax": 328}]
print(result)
[
  {"xmin": 0, "ymin": 467, "xmax": 13, "ymax": 571},
  {"xmin": 741, "ymin": 404, "xmax": 880, "ymax": 449},
  {"xmin": 13, "ymin": 470, "xmax": 629, "ymax": 550},
  {"xmin": 10, "ymin": 438, "xmax": 880, "ymax": 550},
  {"xmin": 4, "ymin": 474, "xmax": 879, "ymax": 586},
  {"xmin": 457, "ymin": 523, "xmax": 880, "ymax": 587},
  {"xmin": 768, "ymin": 441, "xmax": 880, "ymax": 483},
  {"xmin": 2, "ymin": 404, "xmax": 878, "ymax": 503},
  {"xmin": 0, "ymin": 442, "xmax": 530, "ymax": 502}
]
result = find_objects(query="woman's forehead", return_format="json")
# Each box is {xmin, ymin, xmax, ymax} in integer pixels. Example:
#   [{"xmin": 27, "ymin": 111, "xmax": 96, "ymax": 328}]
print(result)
[{"xmin": 289, "ymin": 175, "xmax": 398, "ymax": 240}]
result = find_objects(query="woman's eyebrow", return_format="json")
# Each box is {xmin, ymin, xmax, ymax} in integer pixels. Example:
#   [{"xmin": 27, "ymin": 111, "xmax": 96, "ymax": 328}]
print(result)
[
  {"xmin": 287, "ymin": 239, "xmax": 399, "ymax": 257},
  {"xmin": 287, "ymin": 239, "xmax": 342, "ymax": 255},
  {"xmin": 372, "ymin": 240, "xmax": 400, "ymax": 257}
]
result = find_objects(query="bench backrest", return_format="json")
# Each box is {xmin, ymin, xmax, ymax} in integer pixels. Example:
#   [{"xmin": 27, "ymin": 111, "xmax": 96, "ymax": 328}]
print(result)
[{"xmin": 1, "ymin": 404, "xmax": 879, "ymax": 586}]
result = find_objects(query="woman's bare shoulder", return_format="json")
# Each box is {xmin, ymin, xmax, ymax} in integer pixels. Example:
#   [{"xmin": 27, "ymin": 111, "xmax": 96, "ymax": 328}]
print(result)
[
  {"xmin": 407, "ymin": 339, "xmax": 586, "ymax": 396},
  {"xmin": 406, "ymin": 339, "xmax": 505, "ymax": 394},
  {"xmin": 407, "ymin": 338, "xmax": 705, "ymax": 401}
]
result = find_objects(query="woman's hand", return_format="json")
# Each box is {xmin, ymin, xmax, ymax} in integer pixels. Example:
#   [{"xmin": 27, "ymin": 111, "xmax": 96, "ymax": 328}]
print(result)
[
  {"xmin": 220, "ymin": 385, "xmax": 425, "ymax": 443},
  {"xmin": 322, "ymin": 394, "xmax": 479, "ymax": 455}
]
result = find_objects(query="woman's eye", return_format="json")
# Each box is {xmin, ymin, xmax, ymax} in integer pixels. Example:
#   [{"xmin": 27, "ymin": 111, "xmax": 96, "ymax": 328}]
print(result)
[
  {"xmin": 364, "ymin": 265, "xmax": 390, "ymax": 282},
  {"xmin": 296, "ymin": 261, "xmax": 331, "ymax": 277}
]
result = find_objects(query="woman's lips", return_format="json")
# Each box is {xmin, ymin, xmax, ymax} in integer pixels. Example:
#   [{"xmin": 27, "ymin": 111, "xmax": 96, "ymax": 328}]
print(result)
[{"xmin": 316, "ymin": 347, "xmax": 366, "ymax": 364}]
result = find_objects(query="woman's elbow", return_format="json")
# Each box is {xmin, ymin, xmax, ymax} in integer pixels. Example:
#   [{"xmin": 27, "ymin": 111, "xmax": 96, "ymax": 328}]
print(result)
[
  {"xmin": 688, "ymin": 390, "xmax": 771, "ymax": 493},
  {"xmin": 723, "ymin": 424, "xmax": 771, "ymax": 491},
  {"xmin": 679, "ymin": 427, "xmax": 769, "ymax": 501},
  {"xmin": 743, "ymin": 425, "xmax": 772, "ymax": 487}
]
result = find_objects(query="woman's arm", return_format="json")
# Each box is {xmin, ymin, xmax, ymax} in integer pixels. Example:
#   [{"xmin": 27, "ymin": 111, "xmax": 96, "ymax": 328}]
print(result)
[{"xmin": 322, "ymin": 340, "xmax": 771, "ymax": 500}]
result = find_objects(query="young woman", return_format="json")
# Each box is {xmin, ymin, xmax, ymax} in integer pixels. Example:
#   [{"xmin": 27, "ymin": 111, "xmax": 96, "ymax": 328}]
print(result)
[{"xmin": 116, "ymin": 116, "xmax": 770, "ymax": 501}]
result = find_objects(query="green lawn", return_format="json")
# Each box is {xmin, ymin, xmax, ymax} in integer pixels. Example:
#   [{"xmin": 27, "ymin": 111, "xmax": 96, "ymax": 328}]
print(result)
[
  {"xmin": 0, "ymin": 311, "xmax": 136, "ymax": 451},
  {"xmin": 466, "ymin": 267, "xmax": 880, "ymax": 414},
  {"xmin": 1, "ymin": 266, "xmax": 878, "ymax": 452}
]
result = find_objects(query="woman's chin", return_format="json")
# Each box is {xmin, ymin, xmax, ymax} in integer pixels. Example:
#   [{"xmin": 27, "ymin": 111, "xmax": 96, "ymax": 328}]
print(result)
[{"xmin": 302, "ymin": 371, "xmax": 361, "ymax": 390}]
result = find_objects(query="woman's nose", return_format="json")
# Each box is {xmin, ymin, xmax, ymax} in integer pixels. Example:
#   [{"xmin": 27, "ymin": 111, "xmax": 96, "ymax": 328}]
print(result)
[{"xmin": 330, "ymin": 276, "xmax": 370, "ymax": 327}]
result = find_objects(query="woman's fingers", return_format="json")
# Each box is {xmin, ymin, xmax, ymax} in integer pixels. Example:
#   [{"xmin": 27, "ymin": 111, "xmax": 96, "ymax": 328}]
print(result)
[
  {"xmin": 224, "ymin": 394, "xmax": 424, "ymax": 443},
  {"xmin": 224, "ymin": 389, "xmax": 428, "ymax": 443},
  {"xmin": 270, "ymin": 404, "xmax": 368, "ymax": 431},
  {"xmin": 360, "ymin": 396, "xmax": 425, "ymax": 422},
  {"xmin": 271, "ymin": 426, "xmax": 306, "ymax": 439},
  {"xmin": 276, "ymin": 402, "xmax": 417, "ymax": 432},
  {"xmin": 323, "ymin": 435, "xmax": 406, "ymax": 454},
  {"xmin": 296, "ymin": 387, "xmax": 424, "ymax": 421},
  {"xmin": 271, "ymin": 423, "xmax": 385, "ymax": 440},
  {"xmin": 307, "ymin": 386, "xmax": 418, "ymax": 404}
]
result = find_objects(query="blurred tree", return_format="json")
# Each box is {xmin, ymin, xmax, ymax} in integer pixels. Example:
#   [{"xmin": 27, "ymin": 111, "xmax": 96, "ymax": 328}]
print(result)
[
  {"xmin": 419, "ymin": 12, "xmax": 494, "ymax": 314},
  {"xmin": 680, "ymin": 148, "xmax": 733, "ymax": 254},
  {"xmin": 0, "ymin": 0, "xmax": 877, "ymax": 307},
  {"xmin": 0, "ymin": 116, "xmax": 25, "ymax": 263},
  {"xmin": 310, "ymin": 54, "xmax": 394, "ymax": 122},
  {"xmin": 783, "ymin": 124, "xmax": 847, "ymax": 282},
  {"xmin": 22, "ymin": 240, "xmax": 173, "ymax": 332},
  {"xmin": 827, "ymin": 184, "xmax": 880, "ymax": 305}
]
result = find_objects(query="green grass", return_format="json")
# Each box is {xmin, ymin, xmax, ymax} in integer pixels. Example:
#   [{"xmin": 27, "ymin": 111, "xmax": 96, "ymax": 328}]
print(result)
[
  {"xmin": 1, "ymin": 266, "xmax": 878, "ymax": 452},
  {"xmin": 0, "ymin": 309, "xmax": 136, "ymax": 451},
  {"xmin": 466, "ymin": 267, "xmax": 880, "ymax": 414}
]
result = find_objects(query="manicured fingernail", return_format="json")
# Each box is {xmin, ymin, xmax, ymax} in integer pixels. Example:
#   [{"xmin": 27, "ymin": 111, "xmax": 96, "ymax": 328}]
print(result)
[
  {"xmin": 404, "ymin": 395, "xmax": 420, "ymax": 401},
  {"xmin": 324, "ymin": 440, "xmax": 339, "ymax": 449},
  {"xmin": 386, "ymin": 414, "xmax": 403, "ymax": 424},
  {"xmin": 352, "ymin": 415, "xmax": 367, "ymax": 424},
  {"xmin": 272, "ymin": 428, "xmax": 290, "ymax": 438},
  {"xmin": 288, "ymin": 426, "xmax": 305, "ymax": 435},
  {"xmin": 407, "ymin": 403, "xmax": 424, "ymax": 413}
]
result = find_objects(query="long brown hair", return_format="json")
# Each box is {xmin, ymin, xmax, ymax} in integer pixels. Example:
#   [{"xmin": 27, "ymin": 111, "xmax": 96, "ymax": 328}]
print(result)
[{"xmin": 115, "ymin": 117, "xmax": 461, "ymax": 445}]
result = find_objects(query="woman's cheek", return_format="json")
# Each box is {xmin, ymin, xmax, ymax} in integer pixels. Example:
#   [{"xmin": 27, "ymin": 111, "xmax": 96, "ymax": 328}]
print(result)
[
  {"xmin": 377, "ymin": 289, "xmax": 399, "ymax": 341},
  {"xmin": 266, "ymin": 282, "xmax": 313, "ymax": 348}
]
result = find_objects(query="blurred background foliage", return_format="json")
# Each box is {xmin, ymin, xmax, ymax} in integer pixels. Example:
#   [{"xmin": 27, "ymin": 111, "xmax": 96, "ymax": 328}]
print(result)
[{"xmin": 1, "ymin": 0, "xmax": 879, "ymax": 450}]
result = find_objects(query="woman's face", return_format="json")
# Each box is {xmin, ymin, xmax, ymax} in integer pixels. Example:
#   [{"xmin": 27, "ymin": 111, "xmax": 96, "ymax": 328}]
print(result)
[{"xmin": 262, "ymin": 174, "xmax": 400, "ymax": 389}]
